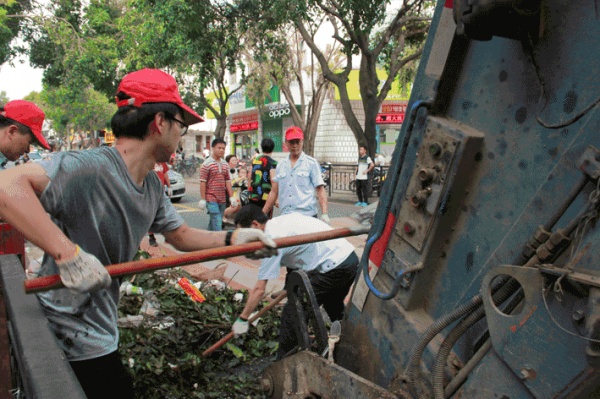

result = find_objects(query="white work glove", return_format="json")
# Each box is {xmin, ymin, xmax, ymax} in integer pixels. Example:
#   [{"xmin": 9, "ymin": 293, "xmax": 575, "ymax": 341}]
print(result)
[
  {"xmin": 232, "ymin": 228, "xmax": 278, "ymax": 259},
  {"xmin": 232, "ymin": 317, "xmax": 249, "ymax": 337},
  {"xmin": 56, "ymin": 246, "xmax": 111, "ymax": 293},
  {"xmin": 320, "ymin": 214, "xmax": 331, "ymax": 224},
  {"xmin": 167, "ymin": 187, "xmax": 173, "ymax": 197},
  {"xmin": 230, "ymin": 196, "xmax": 239, "ymax": 208},
  {"xmin": 198, "ymin": 199, "xmax": 206, "ymax": 210}
]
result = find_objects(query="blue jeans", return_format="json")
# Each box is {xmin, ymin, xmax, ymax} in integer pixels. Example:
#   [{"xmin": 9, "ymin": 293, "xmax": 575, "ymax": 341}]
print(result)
[{"xmin": 207, "ymin": 202, "xmax": 226, "ymax": 231}]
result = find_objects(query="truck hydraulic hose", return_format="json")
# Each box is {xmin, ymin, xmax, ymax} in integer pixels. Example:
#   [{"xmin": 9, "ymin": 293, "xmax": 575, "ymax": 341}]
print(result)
[
  {"xmin": 443, "ymin": 339, "xmax": 492, "ymax": 398},
  {"xmin": 404, "ymin": 294, "xmax": 483, "ymax": 385},
  {"xmin": 430, "ymin": 279, "xmax": 523, "ymax": 398},
  {"xmin": 361, "ymin": 100, "xmax": 431, "ymax": 300},
  {"xmin": 404, "ymin": 275, "xmax": 521, "ymax": 389},
  {"xmin": 432, "ymin": 306, "xmax": 487, "ymax": 399},
  {"xmin": 447, "ymin": 288, "xmax": 526, "ymax": 397}
]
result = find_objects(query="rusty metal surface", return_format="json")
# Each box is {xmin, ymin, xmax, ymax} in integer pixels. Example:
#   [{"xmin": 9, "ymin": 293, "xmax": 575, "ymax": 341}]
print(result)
[
  {"xmin": 0, "ymin": 255, "xmax": 86, "ymax": 398},
  {"xmin": 262, "ymin": 351, "xmax": 406, "ymax": 399},
  {"xmin": 0, "ymin": 283, "xmax": 11, "ymax": 399}
]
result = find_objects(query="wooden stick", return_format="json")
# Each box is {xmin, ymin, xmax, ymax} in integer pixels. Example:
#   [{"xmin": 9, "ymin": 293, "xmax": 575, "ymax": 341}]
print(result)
[
  {"xmin": 201, "ymin": 291, "xmax": 288, "ymax": 357},
  {"xmin": 24, "ymin": 225, "xmax": 370, "ymax": 294}
]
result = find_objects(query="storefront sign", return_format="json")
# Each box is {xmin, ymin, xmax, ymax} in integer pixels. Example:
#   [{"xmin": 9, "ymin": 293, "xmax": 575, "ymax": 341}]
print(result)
[
  {"xmin": 265, "ymin": 103, "xmax": 291, "ymax": 119},
  {"xmin": 232, "ymin": 113, "xmax": 258, "ymax": 124},
  {"xmin": 381, "ymin": 102, "xmax": 408, "ymax": 114},
  {"xmin": 268, "ymin": 108, "xmax": 291, "ymax": 118},
  {"xmin": 376, "ymin": 113, "xmax": 405, "ymax": 124},
  {"xmin": 262, "ymin": 104, "xmax": 300, "ymax": 121},
  {"xmin": 230, "ymin": 121, "xmax": 259, "ymax": 132}
]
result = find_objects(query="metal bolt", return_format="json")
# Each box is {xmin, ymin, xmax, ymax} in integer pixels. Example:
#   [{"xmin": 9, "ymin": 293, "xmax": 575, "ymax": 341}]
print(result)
[
  {"xmin": 520, "ymin": 368, "xmax": 537, "ymax": 380},
  {"xmin": 572, "ymin": 309, "xmax": 585, "ymax": 323}
]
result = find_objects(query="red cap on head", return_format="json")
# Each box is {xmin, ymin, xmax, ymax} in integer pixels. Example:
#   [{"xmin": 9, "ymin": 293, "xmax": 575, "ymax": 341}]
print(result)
[
  {"xmin": 2, "ymin": 100, "xmax": 49, "ymax": 150},
  {"xmin": 285, "ymin": 126, "xmax": 304, "ymax": 141},
  {"xmin": 116, "ymin": 68, "xmax": 204, "ymax": 125}
]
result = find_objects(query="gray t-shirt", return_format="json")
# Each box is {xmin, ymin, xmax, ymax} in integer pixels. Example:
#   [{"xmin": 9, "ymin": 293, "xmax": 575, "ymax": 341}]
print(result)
[{"xmin": 36, "ymin": 147, "xmax": 183, "ymax": 360}]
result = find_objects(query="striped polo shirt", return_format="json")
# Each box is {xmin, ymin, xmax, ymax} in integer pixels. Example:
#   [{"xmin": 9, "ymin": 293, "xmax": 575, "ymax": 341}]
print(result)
[{"xmin": 199, "ymin": 156, "xmax": 230, "ymax": 203}]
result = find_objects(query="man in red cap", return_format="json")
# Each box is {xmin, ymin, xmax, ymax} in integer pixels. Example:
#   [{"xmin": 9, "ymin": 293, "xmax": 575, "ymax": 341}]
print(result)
[
  {"xmin": 262, "ymin": 126, "xmax": 329, "ymax": 222},
  {"xmin": 0, "ymin": 100, "xmax": 50, "ymax": 169},
  {"xmin": 0, "ymin": 68, "xmax": 277, "ymax": 399}
]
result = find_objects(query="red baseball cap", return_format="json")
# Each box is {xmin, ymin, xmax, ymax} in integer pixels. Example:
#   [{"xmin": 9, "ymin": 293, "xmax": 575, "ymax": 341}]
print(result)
[
  {"xmin": 285, "ymin": 126, "xmax": 304, "ymax": 141},
  {"xmin": 116, "ymin": 68, "xmax": 204, "ymax": 125},
  {"xmin": 1, "ymin": 100, "xmax": 50, "ymax": 150}
]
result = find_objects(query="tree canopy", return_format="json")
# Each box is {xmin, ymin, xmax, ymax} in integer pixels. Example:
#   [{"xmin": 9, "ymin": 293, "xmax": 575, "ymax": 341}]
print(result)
[{"xmin": 1, "ymin": 0, "xmax": 433, "ymax": 153}]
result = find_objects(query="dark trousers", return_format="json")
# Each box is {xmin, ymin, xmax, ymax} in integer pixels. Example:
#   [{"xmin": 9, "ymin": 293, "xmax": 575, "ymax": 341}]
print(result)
[
  {"xmin": 357, "ymin": 179, "xmax": 369, "ymax": 203},
  {"xmin": 277, "ymin": 251, "xmax": 359, "ymax": 359},
  {"xmin": 70, "ymin": 350, "xmax": 134, "ymax": 399}
]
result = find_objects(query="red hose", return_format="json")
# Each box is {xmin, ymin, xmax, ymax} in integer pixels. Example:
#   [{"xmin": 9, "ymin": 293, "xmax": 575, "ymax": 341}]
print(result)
[{"xmin": 24, "ymin": 225, "xmax": 370, "ymax": 294}]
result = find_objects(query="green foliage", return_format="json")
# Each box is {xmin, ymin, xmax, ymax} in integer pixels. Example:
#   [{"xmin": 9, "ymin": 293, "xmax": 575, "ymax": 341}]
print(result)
[
  {"xmin": 124, "ymin": 0, "xmax": 246, "ymax": 122},
  {"xmin": 0, "ymin": 0, "xmax": 33, "ymax": 64},
  {"xmin": 118, "ymin": 270, "xmax": 281, "ymax": 398},
  {"xmin": 30, "ymin": 85, "xmax": 116, "ymax": 138},
  {"xmin": 0, "ymin": 89, "xmax": 8, "ymax": 104}
]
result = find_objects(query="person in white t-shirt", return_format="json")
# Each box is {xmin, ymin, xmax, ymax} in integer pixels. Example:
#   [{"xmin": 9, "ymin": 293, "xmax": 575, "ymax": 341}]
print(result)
[
  {"xmin": 374, "ymin": 153, "xmax": 385, "ymax": 167},
  {"xmin": 355, "ymin": 146, "xmax": 374, "ymax": 207},
  {"xmin": 231, "ymin": 205, "xmax": 359, "ymax": 360}
]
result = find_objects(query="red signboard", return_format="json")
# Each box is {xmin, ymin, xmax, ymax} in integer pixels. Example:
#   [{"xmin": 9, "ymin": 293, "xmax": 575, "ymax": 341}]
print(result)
[
  {"xmin": 376, "ymin": 113, "xmax": 405, "ymax": 124},
  {"xmin": 231, "ymin": 113, "xmax": 258, "ymax": 124},
  {"xmin": 230, "ymin": 121, "xmax": 259, "ymax": 132},
  {"xmin": 381, "ymin": 103, "xmax": 408, "ymax": 114}
]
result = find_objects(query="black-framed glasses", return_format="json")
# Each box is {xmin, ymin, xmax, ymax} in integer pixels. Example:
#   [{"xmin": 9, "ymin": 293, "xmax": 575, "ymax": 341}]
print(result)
[{"xmin": 170, "ymin": 116, "xmax": 188, "ymax": 136}]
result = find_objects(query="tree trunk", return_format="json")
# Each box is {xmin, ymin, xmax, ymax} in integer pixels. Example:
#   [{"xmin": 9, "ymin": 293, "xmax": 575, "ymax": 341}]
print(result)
[
  {"xmin": 214, "ymin": 116, "xmax": 228, "ymax": 139},
  {"xmin": 360, "ymin": 54, "xmax": 382, "ymax": 159}
]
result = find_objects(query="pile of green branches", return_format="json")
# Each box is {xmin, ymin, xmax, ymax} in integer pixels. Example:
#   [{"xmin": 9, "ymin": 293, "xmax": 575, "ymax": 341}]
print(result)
[{"xmin": 118, "ymin": 269, "xmax": 281, "ymax": 399}]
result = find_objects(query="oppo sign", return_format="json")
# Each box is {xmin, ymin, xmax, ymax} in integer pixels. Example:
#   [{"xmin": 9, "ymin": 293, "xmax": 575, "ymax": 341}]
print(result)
[{"xmin": 268, "ymin": 107, "xmax": 291, "ymax": 118}]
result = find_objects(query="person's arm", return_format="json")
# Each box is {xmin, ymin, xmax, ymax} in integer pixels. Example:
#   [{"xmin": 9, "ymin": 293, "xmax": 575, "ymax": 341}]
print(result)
[
  {"xmin": 367, "ymin": 159, "xmax": 375, "ymax": 174},
  {"xmin": 262, "ymin": 181, "xmax": 279, "ymax": 214},
  {"xmin": 316, "ymin": 185, "xmax": 328, "ymax": 215},
  {"xmin": 0, "ymin": 163, "xmax": 76, "ymax": 261},
  {"xmin": 239, "ymin": 279, "xmax": 268, "ymax": 319},
  {"xmin": 246, "ymin": 166, "xmax": 252, "ymax": 189},
  {"xmin": 162, "ymin": 223, "xmax": 277, "ymax": 253},
  {"xmin": 226, "ymin": 180, "xmax": 233, "ymax": 199},
  {"xmin": 232, "ymin": 278, "xmax": 268, "ymax": 337},
  {"xmin": 199, "ymin": 181, "xmax": 207, "ymax": 200},
  {"xmin": 162, "ymin": 223, "xmax": 229, "ymax": 251},
  {"xmin": 269, "ymin": 168, "xmax": 276, "ymax": 184}
]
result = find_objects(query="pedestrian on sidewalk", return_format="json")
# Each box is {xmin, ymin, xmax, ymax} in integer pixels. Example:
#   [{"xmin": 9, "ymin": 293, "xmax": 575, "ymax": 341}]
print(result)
[
  {"xmin": 0, "ymin": 68, "xmax": 277, "ymax": 399},
  {"xmin": 0, "ymin": 100, "xmax": 50, "ymax": 169},
  {"xmin": 355, "ymin": 145, "xmax": 374, "ymax": 207},
  {"xmin": 262, "ymin": 126, "xmax": 330, "ymax": 223},
  {"xmin": 223, "ymin": 166, "xmax": 249, "ymax": 226},
  {"xmin": 226, "ymin": 154, "xmax": 239, "ymax": 181},
  {"xmin": 232, "ymin": 205, "xmax": 359, "ymax": 360},
  {"xmin": 248, "ymin": 138, "xmax": 277, "ymax": 217},
  {"xmin": 148, "ymin": 161, "xmax": 172, "ymax": 247},
  {"xmin": 374, "ymin": 152, "xmax": 385, "ymax": 167},
  {"xmin": 198, "ymin": 138, "xmax": 236, "ymax": 231}
]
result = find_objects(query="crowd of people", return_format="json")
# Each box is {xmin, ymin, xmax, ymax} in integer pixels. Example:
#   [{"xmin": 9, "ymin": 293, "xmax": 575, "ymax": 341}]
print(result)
[{"xmin": 0, "ymin": 69, "xmax": 384, "ymax": 398}]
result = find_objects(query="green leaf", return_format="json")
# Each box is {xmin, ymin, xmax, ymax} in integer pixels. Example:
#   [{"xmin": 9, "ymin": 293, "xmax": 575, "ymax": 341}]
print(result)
[{"xmin": 224, "ymin": 342, "xmax": 245, "ymax": 359}]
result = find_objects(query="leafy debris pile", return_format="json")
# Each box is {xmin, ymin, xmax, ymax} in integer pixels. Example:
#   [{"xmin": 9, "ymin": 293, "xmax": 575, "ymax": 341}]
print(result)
[{"xmin": 118, "ymin": 269, "xmax": 281, "ymax": 399}]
